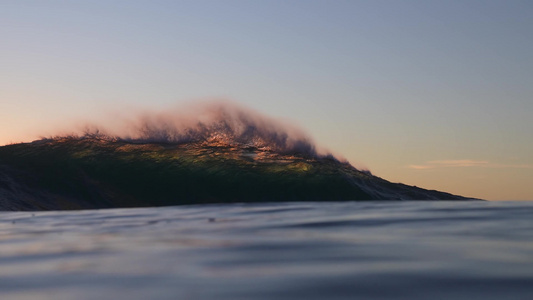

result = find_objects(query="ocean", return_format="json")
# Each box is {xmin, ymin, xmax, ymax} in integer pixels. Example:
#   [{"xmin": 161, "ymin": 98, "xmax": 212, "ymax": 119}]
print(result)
[{"xmin": 1, "ymin": 201, "xmax": 532, "ymax": 299}]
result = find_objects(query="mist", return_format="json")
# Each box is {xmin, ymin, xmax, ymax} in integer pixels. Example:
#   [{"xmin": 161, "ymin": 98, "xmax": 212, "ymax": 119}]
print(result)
[{"xmin": 48, "ymin": 100, "xmax": 327, "ymax": 157}]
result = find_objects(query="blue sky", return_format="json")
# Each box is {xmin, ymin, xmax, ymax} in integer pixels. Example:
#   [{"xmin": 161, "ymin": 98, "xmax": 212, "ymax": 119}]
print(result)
[{"xmin": 1, "ymin": 0, "xmax": 532, "ymax": 199}]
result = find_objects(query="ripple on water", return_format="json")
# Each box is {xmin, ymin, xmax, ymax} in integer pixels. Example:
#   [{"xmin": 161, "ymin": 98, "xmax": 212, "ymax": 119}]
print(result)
[{"xmin": 0, "ymin": 201, "xmax": 533, "ymax": 300}]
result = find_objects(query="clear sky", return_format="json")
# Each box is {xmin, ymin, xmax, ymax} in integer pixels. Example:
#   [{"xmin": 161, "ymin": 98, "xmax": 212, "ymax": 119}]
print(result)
[{"xmin": 1, "ymin": 0, "xmax": 532, "ymax": 200}]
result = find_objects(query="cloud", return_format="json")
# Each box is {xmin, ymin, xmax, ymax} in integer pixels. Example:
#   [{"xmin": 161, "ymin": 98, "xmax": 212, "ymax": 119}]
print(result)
[
  {"xmin": 491, "ymin": 164, "xmax": 533, "ymax": 169},
  {"xmin": 408, "ymin": 160, "xmax": 533, "ymax": 170},
  {"xmin": 429, "ymin": 160, "xmax": 489, "ymax": 167},
  {"xmin": 408, "ymin": 164, "xmax": 436, "ymax": 170}
]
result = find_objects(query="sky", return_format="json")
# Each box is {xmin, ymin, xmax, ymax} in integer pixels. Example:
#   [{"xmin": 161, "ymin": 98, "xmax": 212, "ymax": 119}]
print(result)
[{"xmin": 1, "ymin": 0, "xmax": 532, "ymax": 200}]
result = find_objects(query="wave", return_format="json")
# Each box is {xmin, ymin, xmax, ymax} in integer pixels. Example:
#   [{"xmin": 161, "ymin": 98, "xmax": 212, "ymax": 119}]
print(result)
[
  {"xmin": 68, "ymin": 101, "xmax": 319, "ymax": 157},
  {"xmin": 0, "ymin": 101, "xmax": 476, "ymax": 210},
  {"xmin": 0, "ymin": 136, "xmax": 474, "ymax": 211}
]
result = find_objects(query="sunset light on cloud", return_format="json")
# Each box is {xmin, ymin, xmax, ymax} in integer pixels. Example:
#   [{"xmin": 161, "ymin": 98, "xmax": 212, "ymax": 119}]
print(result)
[
  {"xmin": 409, "ymin": 160, "xmax": 533, "ymax": 170},
  {"xmin": 409, "ymin": 160, "xmax": 490, "ymax": 169}
]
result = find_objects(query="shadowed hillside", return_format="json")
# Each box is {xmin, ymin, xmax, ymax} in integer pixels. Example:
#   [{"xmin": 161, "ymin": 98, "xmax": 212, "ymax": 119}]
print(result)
[{"xmin": 0, "ymin": 136, "xmax": 475, "ymax": 211}]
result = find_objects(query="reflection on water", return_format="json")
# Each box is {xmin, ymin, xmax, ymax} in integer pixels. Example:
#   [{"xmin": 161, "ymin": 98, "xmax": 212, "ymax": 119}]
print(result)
[{"xmin": 1, "ymin": 201, "xmax": 533, "ymax": 299}]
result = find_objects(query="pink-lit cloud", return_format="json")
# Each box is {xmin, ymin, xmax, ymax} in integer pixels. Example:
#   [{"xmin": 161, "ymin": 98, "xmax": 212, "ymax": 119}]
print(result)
[{"xmin": 409, "ymin": 160, "xmax": 533, "ymax": 170}]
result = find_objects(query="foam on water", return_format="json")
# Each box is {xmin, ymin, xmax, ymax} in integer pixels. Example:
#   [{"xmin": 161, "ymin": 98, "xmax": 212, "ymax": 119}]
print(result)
[{"xmin": 1, "ymin": 201, "xmax": 533, "ymax": 299}]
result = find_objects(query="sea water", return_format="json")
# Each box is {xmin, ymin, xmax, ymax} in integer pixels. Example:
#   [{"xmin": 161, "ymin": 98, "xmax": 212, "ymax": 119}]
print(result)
[{"xmin": 1, "ymin": 201, "xmax": 533, "ymax": 299}]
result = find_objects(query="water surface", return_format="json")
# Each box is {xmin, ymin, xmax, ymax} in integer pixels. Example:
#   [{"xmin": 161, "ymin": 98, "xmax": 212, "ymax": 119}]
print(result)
[{"xmin": 1, "ymin": 201, "xmax": 532, "ymax": 299}]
